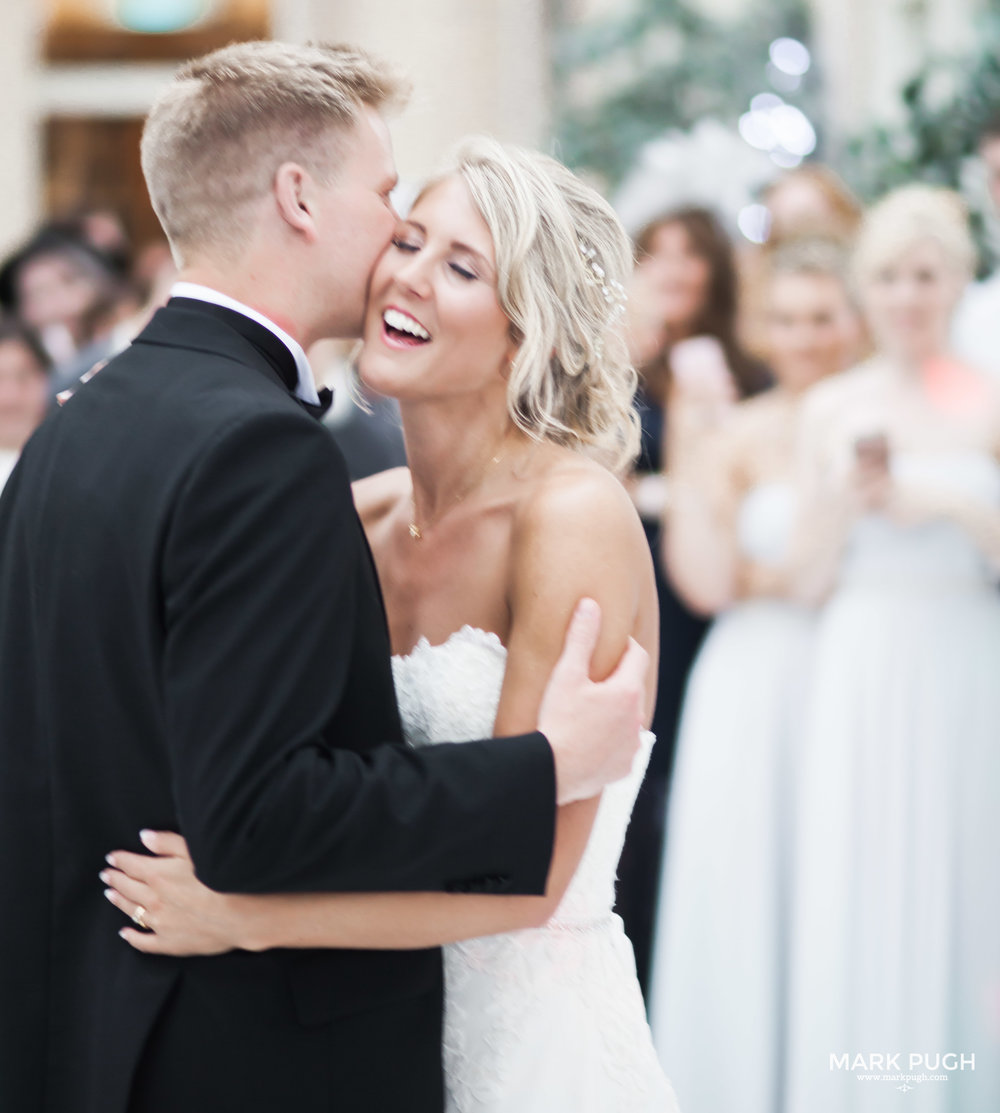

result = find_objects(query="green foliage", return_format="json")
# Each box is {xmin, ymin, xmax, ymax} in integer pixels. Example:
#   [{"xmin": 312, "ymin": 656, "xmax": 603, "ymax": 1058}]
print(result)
[
  {"xmin": 839, "ymin": 17, "xmax": 1000, "ymax": 200},
  {"xmin": 553, "ymin": 0, "xmax": 814, "ymax": 188}
]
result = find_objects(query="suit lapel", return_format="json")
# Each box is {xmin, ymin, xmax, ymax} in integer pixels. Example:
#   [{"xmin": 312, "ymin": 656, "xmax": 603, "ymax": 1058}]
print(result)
[{"xmin": 134, "ymin": 301, "xmax": 297, "ymax": 401}]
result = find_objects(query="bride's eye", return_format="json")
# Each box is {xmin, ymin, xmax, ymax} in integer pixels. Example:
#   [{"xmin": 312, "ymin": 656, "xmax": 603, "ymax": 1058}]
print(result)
[
  {"xmin": 449, "ymin": 262, "xmax": 477, "ymax": 281},
  {"xmin": 392, "ymin": 238, "xmax": 419, "ymax": 253}
]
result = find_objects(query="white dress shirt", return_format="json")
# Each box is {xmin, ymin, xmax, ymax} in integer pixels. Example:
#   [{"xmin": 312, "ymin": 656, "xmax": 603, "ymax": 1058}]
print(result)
[
  {"xmin": 0, "ymin": 449, "xmax": 19, "ymax": 495},
  {"xmin": 170, "ymin": 282, "xmax": 321, "ymax": 405}
]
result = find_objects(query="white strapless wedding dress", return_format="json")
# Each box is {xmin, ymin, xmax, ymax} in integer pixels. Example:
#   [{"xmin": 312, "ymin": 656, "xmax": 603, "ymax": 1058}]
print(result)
[
  {"xmin": 648, "ymin": 482, "xmax": 814, "ymax": 1113},
  {"xmin": 393, "ymin": 627, "xmax": 680, "ymax": 1113}
]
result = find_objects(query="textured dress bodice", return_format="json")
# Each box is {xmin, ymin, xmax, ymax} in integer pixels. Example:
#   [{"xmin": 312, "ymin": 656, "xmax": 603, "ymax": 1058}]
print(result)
[{"xmin": 393, "ymin": 627, "xmax": 677, "ymax": 1112}]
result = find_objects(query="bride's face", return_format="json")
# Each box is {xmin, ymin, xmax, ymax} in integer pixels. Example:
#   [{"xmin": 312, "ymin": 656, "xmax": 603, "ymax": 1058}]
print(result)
[{"xmin": 359, "ymin": 175, "xmax": 517, "ymax": 405}]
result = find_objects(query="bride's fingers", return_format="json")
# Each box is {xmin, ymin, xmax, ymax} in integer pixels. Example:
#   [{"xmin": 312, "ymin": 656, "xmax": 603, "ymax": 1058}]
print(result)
[
  {"xmin": 100, "ymin": 867, "xmax": 155, "ymax": 909},
  {"xmin": 118, "ymin": 926, "xmax": 172, "ymax": 955},
  {"xmin": 105, "ymin": 848, "xmax": 174, "ymax": 881},
  {"xmin": 139, "ymin": 830, "xmax": 191, "ymax": 859},
  {"xmin": 103, "ymin": 883, "xmax": 150, "ymax": 928}
]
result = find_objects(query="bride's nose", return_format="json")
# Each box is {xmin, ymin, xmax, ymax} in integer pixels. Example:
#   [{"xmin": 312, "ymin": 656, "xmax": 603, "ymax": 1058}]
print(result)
[{"xmin": 392, "ymin": 252, "xmax": 432, "ymax": 299}]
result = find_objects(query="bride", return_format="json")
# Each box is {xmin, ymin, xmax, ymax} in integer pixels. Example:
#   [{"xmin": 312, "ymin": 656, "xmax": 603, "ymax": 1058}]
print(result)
[{"xmin": 102, "ymin": 138, "xmax": 680, "ymax": 1113}]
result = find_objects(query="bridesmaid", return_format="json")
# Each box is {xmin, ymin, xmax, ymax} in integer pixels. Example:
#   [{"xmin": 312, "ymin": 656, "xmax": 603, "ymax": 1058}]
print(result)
[
  {"xmin": 784, "ymin": 186, "xmax": 1000, "ymax": 1113},
  {"xmin": 618, "ymin": 206, "xmax": 770, "ymax": 995},
  {"xmin": 647, "ymin": 240, "xmax": 861, "ymax": 1113}
]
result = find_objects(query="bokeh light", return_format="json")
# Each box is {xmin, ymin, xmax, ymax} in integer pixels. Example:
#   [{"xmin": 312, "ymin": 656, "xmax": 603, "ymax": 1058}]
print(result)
[{"xmin": 112, "ymin": 0, "xmax": 214, "ymax": 34}]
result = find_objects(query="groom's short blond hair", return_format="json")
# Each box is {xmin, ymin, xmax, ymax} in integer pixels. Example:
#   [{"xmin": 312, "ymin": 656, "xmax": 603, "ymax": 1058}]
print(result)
[{"xmin": 141, "ymin": 40, "xmax": 408, "ymax": 263}]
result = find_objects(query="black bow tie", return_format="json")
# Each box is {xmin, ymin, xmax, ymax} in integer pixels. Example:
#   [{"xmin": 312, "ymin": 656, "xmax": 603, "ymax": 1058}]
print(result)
[
  {"xmin": 167, "ymin": 298, "xmax": 334, "ymax": 421},
  {"xmin": 297, "ymin": 387, "xmax": 334, "ymax": 420}
]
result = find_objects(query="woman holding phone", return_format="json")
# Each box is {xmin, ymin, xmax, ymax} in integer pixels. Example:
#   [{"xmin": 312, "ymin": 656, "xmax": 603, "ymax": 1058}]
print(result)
[
  {"xmin": 618, "ymin": 207, "xmax": 770, "ymax": 991},
  {"xmin": 784, "ymin": 186, "xmax": 1000, "ymax": 1113}
]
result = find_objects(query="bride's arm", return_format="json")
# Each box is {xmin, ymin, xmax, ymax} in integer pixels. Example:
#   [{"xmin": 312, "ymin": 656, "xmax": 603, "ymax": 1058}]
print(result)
[{"xmin": 105, "ymin": 469, "xmax": 656, "ymax": 955}]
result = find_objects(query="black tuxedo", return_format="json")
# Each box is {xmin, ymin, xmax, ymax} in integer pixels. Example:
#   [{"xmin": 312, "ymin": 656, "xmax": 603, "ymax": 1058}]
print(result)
[{"xmin": 0, "ymin": 299, "xmax": 556, "ymax": 1113}]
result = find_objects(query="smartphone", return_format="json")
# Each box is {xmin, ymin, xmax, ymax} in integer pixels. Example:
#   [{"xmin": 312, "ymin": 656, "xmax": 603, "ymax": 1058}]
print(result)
[{"xmin": 853, "ymin": 431, "xmax": 890, "ymax": 471}]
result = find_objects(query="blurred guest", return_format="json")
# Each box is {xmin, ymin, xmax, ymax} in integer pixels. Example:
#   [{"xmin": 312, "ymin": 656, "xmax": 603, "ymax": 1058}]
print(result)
[
  {"xmin": 103, "ymin": 240, "xmax": 177, "ymax": 358},
  {"xmin": 762, "ymin": 164, "xmax": 863, "ymax": 246},
  {"xmin": 0, "ymin": 319, "xmax": 50, "ymax": 493},
  {"xmin": 72, "ymin": 207, "xmax": 133, "ymax": 278},
  {"xmin": 310, "ymin": 339, "xmax": 406, "ymax": 480},
  {"xmin": 0, "ymin": 222, "xmax": 135, "ymax": 395},
  {"xmin": 952, "ymin": 115, "xmax": 1000, "ymax": 377},
  {"xmin": 617, "ymin": 205, "xmax": 770, "ymax": 996},
  {"xmin": 740, "ymin": 163, "xmax": 863, "ymax": 358},
  {"xmin": 785, "ymin": 186, "xmax": 1000, "ymax": 1113},
  {"xmin": 648, "ymin": 241, "xmax": 861, "ymax": 1113}
]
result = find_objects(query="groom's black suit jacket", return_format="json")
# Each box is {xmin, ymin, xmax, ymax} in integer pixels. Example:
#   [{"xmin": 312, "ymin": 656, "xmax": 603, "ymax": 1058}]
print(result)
[{"xmin": 0, "ymin": 299, "xmax": 556, "ymax": 1113}]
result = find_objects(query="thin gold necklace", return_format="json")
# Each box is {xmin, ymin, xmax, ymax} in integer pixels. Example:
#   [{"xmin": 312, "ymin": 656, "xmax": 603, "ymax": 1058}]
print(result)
[{"xmin": 408, "ymin": 433, "xmax": 508, "ymax": 541}]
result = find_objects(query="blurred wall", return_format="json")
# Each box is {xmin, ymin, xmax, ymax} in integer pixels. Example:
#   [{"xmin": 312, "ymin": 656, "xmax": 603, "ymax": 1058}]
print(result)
[
  {"xmin": 808, "ymin": 0, "xmax": 986, "ymax": 148},
  {"xmin": 0, "ymin": 0, "xmax": 551, "ymax": 258},
  {"xmin": 303, "ymin": 0, "xmax": 551, "ymax": 183},
  {"xmin": 0, "ymin": 0, "xmax": 43, "ymax": 256},
  {"xmin": 0, "ymin": 0, "xmax": 992, "ymax": 260}
]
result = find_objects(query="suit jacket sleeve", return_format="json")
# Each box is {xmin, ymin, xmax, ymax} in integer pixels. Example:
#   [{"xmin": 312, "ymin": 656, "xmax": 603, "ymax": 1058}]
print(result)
[{"xmin": 162, "ymin": 410, "xmax": 555, "ymax": 896}]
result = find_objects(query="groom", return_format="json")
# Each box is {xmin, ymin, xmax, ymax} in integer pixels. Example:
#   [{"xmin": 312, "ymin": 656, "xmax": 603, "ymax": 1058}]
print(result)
[{"xmin": 0, "ymin": 40, "xmax": 646, "ymax": 1113}]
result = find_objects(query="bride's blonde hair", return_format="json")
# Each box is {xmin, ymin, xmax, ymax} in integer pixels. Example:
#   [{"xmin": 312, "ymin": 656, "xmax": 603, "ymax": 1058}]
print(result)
[{"xmin": 421, "ymin": 138, "xmax": 640, "ymax": 473}]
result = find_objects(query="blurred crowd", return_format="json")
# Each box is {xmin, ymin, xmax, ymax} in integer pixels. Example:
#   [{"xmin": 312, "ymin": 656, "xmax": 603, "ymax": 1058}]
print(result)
[
  {"xmin": 3, "ymin": 116, "xmax": 1000, "ymax": 1113},
  {"xmin": 0, "ymin": 213, "xmax": 175, "ymax": 488},
  {"xmin": 619, "ymin": 120, "xmax": 1000, "ymax": 1113}
]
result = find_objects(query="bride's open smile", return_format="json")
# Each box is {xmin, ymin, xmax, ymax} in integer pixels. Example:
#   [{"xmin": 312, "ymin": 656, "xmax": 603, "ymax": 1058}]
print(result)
[{"xmin": 359, "ymin": 174, "xmax": 517, "ymax": 404}]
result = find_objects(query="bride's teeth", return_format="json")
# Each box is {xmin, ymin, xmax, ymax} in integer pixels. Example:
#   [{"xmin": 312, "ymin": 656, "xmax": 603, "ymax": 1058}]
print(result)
[{"xmin": 383, "ymin": 308, "xmax": 430, "ymax": 341}]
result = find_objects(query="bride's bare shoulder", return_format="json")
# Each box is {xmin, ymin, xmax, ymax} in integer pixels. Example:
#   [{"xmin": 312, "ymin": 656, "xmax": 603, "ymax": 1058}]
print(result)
[
  {"xmin": 512, "ymin": 450, "xmax": 648, "ymax": 563},
  {"xmin": 506, "ymin": 449, "xmax": 657, "ymax": 669},
  {"xmin": 351, "ymin": 466, "xmax": 410, "ymax": 531}
]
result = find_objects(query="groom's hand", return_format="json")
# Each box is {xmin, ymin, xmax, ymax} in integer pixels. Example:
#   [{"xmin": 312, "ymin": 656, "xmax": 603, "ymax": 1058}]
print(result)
[{"xmin": 538, "ymin": 598, "xmax": 647, "ymax": 806}]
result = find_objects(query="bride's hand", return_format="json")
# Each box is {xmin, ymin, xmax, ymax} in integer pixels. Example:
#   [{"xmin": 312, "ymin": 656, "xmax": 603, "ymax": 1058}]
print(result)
[{"xmin": 101, "ymin": 830, "xmax": 244, "ymax": 956}]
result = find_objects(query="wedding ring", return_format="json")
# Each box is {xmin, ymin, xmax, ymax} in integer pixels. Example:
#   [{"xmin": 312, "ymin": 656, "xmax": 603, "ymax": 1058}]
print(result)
[{"xmin": 131, "ymin": 905, "xmax": 150, "ymax": 930}]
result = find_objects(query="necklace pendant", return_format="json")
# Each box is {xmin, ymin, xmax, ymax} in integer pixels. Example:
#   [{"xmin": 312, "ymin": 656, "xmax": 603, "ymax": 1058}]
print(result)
[{"xmin": 408, "ymin": 522, "xmax": 422, "ymax": 540}]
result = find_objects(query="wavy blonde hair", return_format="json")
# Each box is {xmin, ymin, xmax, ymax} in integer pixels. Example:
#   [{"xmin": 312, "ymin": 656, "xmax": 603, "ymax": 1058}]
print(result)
[{"xmin": 422, "ymin": 138, "xmax": 640, "ymax": 473}]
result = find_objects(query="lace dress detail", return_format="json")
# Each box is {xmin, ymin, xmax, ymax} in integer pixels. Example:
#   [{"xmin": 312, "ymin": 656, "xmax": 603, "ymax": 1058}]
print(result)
[{"xmin": 393, "ymin": 627, "xmax": 679, "ymax": 1113}]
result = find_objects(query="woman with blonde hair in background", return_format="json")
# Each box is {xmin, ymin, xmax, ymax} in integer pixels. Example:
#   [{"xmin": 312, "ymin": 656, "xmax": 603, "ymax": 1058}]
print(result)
[
  {"xmin": 647, "ymin": 240, "xmax": 861, "ymax": 1113},
  {"xmin": 784, "ymin": 185, "xmax": 1000, "ymax": 1113},
  {"xmin": 103, "ymin": 138, "xmax": 679, "ymax": 1113}
]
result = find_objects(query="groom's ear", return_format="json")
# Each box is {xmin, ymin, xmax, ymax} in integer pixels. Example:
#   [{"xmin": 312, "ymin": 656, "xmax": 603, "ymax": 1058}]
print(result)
[{"xmin": 274, "ymin": 162, "xmax": 318, "ymax": 241}]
